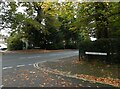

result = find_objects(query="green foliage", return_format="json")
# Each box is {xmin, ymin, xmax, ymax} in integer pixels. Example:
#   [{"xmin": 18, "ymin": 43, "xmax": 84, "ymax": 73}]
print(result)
[
  {"xmin": 75, "ymin": 2, "xmax": 120, "ymax": 39},
  {"xmin": 1, "ymin": 2, "xmax": 120, "ymax": 51},
  {"xmin": 7, "ymin": 34, "xmax": 23, "ymax": 50}
]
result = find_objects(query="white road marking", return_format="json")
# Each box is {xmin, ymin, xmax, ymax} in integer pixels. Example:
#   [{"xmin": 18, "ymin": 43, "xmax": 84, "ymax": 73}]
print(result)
[
  {"xmin": 34, "ymin": 61, "xmax": 46, "ymax": 69},
  {"xmin": 3, "ymin": 63, "xmax": 34, "ymax": 70},
  {"xmin": 0, "ymin": 85, "xmax": 4, "ymax": 88},
  {"xmin": 28, "ymin": 64, "xmax": 33, "ymax": 66},
  {"xmin": 33, "ymin": 63, "xmax": 38, "ymax": 69},
  {"xmin": 16, "ymin": 65, "xmax": 25, "ymax": 68},
  {"xmin": 3, "ymin": 66, "xmax": 13, "ymax": 70},
  {"xmin": 35, "ymin": 63, "xmax": 39, "ymax": 68}
]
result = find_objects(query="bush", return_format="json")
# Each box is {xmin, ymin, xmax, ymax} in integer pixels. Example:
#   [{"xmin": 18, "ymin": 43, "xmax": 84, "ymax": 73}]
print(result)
[
  {"xmin": 46, "ymin": 42, "xmax": 64, "ymax": 50},
  {"xmin": 7, "ymin": 35, "xmax": 23, "ymax": 50},
  {"xmin": 79, "ymin": 38, "xmax": 120, "ymax": 63}
]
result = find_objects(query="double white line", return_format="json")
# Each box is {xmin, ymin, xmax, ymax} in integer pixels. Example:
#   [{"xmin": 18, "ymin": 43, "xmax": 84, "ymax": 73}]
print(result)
[{"xmin": 33, "ymin": 61, "xmax": 46, "ymax": 69}]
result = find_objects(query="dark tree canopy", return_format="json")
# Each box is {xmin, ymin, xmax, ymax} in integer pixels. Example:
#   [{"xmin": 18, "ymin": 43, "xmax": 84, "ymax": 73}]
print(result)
[{"xmin": 0, "ymin": 2, "xmax": 120, "ymax": 50}]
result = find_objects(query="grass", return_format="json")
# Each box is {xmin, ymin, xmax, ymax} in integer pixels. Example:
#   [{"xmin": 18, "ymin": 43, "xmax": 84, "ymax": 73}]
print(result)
[{"xmin": 43, "ymin": 56, "xmax": 120, "ymax": 79}]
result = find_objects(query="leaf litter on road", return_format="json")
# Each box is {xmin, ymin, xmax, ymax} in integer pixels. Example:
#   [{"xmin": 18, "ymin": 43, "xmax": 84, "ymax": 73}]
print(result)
[
  {"xmin": 3, "ymin": 56, "xmax": 119, "ymax": 87},
  {"xmin": 37, "ymin": 58, "xmax": 120, "ymax": 87}
]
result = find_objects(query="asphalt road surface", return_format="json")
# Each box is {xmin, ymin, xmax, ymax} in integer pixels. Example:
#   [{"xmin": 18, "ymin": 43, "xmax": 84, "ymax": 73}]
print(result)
[
  {"xmin": 1, "ymin": 50, "xmax": 113, "ymax": 87},
  {"xmin": 2, "ymin": 50, "xmax": 79, "ymax": 67}
]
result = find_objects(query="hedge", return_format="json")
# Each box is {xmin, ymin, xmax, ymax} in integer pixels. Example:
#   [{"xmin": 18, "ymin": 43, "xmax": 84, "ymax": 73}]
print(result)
[
  {"xmin": 7, "ymin": 36, "xmax": 23, "ymax": 50},
  {"xmin": 79, "ymin": 38, "xmax": 120, "ymax": 63}
]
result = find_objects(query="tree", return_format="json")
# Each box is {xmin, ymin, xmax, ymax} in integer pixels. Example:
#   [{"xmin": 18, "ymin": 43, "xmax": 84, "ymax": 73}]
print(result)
[
  {"xmin": 1, "ymin": 2, "xmax": 120, "ymax": 51},
  {"xmin": 75, "ymin": 2, "xmax": 120, "ymax": 40},
  {"xmin": 7, "ymin": 33, "xmax": 23, "ymax": 50}
]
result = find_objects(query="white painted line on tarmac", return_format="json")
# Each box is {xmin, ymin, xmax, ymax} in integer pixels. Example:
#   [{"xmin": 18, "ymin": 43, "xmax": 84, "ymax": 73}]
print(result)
[
  {"xmin": 28, "ymin": 64, "xmax": 33, "ymax": 66},
  {"xmin": 35, "ymin": 63, "xmax": 39, "ymax": 68},
  {"xmin": 3, "ymin": 63, "xmax": 34, "ymax": 70},
  {"xmin": 3, "ymin": 66, "xmax": 13, "ymax": 70},
  {"xmin": 0, "ymin": 85, "xmax": 4, "ymax": 88},
  {"xmin": 33, "ymin": 63, "xmax": 37, "ymax": 69},
  {"xmin": 33, "ymin": 61, "xmax": 46, "ymax": 69},
  {"xmin": 16, "ymin": 65, "xmax": 25, "ymax": 68}
]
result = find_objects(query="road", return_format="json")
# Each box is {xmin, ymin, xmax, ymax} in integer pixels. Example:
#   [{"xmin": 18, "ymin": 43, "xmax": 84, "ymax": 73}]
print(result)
[
  {"xmin": 2, "ymin": 50, "xmax": 79, "ymax": 67},
  {"xmin": 1, "ymin": 50, "xmax": 113, "ymax": 87}
]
